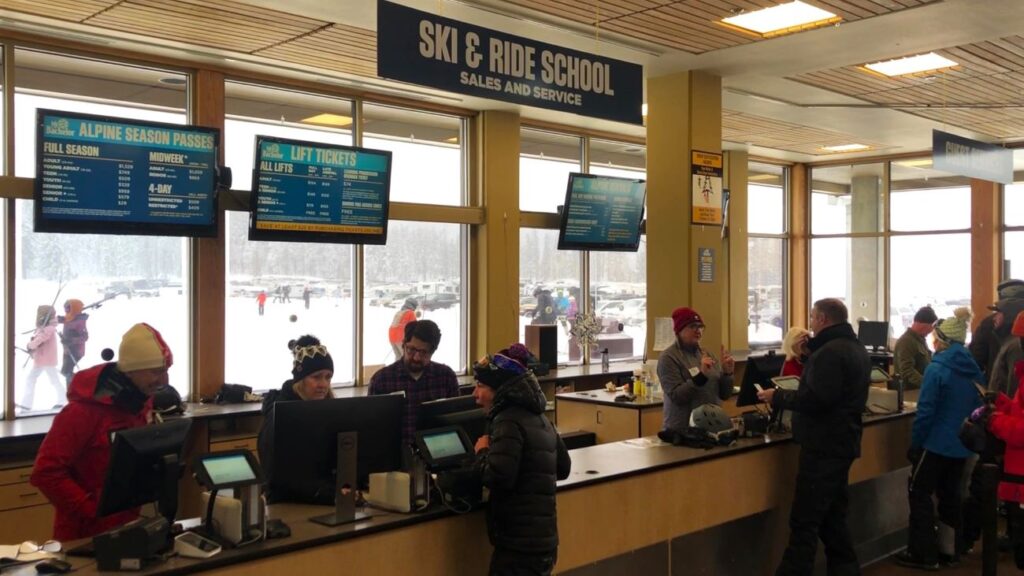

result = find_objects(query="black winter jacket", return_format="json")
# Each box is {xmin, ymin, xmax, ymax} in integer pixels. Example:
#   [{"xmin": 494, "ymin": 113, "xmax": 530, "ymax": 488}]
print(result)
[
  {"xmin": 772, "ymin": 323, "xmax": 871, "ymax": 459},
  {"xmin": 477, "ymin": 372, "xmax": 571, "ymax": 553}
]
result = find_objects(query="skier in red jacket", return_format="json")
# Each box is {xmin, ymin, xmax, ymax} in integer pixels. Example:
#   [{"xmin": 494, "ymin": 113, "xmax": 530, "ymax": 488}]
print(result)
[
  {"xmin": 30, "ymin": 323, "xmax": 174, "ymax": 540},
  {"xmin": 987, "ymin": 352, "xmax": 1024, "ymax": 568}
]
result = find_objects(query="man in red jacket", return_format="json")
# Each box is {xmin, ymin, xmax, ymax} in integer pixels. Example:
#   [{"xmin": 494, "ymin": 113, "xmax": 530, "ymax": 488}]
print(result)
[{"xmin": 31, "ymin": 323, "xmax": 173, "ymax": 540}]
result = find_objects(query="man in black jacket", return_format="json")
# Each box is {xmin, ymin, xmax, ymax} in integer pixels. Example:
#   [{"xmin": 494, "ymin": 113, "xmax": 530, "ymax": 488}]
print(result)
[
  {"xmin": 473, "ymin": 343, "xmax": 571, "ymax": 576},
  {"xmin": 758, "ymin": 298, "xmax": 871, "ymax": 576}
]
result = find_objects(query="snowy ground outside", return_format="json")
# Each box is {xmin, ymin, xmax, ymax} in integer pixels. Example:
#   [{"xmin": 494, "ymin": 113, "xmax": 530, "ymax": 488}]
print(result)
[{"xmin": 13, "ymin": 279, "xmax": 463, "ymax": 413}]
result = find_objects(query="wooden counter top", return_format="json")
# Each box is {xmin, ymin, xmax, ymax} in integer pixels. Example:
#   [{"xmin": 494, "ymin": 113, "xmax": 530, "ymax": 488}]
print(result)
[{"xmin": 556, "ymin": 389, "xmax": 662, "ymax": 409}]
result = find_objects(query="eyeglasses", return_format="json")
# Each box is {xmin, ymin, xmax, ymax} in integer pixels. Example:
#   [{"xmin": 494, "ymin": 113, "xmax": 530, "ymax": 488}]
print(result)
[
  {"xmin": 19, "ymin": 540, "xmax": 61, "ymax": 554},
  {"xmin": 404, "ymin": 345, "xmax": 433, "ymax": 359}
]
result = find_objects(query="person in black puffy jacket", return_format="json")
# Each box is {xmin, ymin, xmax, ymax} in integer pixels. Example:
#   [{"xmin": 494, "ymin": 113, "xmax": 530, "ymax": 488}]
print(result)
[
  {"xmin": 473, "ymin": 343, "xmax": 571, "ymax": 576},
  {"xmin": 758, "ymin": 298, "xmax": 871, "ymax": 576}
]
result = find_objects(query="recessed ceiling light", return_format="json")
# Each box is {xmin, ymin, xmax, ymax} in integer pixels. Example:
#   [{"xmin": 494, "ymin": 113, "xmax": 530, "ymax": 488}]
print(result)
[
  {"xmin": 864, "ymin": 52, "xmax": 957, "ymax": 77},
  {"xmin": 821, "ymin": 143, "xmax": 870, "ymax": 153},
  {"xmin": 300, "ymin": 113, "xmax": 352, "ymax": 127},
  {"xmin": 158, "ymin": 77, "xmax": 186, "ymax": 86},
  {"xmin": 895, "ymin": 159, "xmax": 933, "ymax": 168},
  {"xmin": 721, "ymin": 1, "xmax": 839, "ymax": 37}
]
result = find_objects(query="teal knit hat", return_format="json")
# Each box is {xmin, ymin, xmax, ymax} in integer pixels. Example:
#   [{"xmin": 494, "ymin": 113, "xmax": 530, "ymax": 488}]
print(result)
[{"xmin": 934, "ymin": 307, "xmax": 972, "ymax": 345}]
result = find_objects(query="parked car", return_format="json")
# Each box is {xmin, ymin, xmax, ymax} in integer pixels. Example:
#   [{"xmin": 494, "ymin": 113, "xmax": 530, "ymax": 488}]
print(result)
[
  {"xmin": 595, "ymin": 300, "xmax": 626, "ymax": 319},
  {"xmin": 420, "ymin": 293, "xmax": 459, "ymax": 311},
  {"xmin": 102, "ymin": 280, "xmax": 134, "ymax": 299},
  {"xmin": 131, "ymin": 279, "xmax": 161, "ymax": 298},
  {"xmin": 520, "ymin": 296, "xmax": 537, "ymax": 317},
  {"xmin": 620, "ymin": 298, "xmax": 646, "ymax": 326}
]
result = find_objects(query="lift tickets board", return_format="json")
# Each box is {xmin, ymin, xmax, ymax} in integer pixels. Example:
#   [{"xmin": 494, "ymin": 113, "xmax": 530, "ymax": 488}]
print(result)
[
  {"xmin": 34, "ymin": 109, "xmax": 220, "ymax": 238},
  {"xmin": 557, "ymin": 173, "xmax": 646, "ymax": 252},
  {"xmin": 248, "ymin": 136, "xmax": 392, "ymax": 245}
]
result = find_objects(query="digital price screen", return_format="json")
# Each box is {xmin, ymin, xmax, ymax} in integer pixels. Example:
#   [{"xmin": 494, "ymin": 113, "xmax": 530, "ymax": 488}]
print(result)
[
  {"xmin": 249, "ymin": 136, "xmax": 392, "ymax": 245},
  {"xmin": 34, "ymin": 109, "xmax": 220, "ymax": 237},
  {"xmin": 557, "ymin": 172, "xmax": 646, "ymax": 252}
]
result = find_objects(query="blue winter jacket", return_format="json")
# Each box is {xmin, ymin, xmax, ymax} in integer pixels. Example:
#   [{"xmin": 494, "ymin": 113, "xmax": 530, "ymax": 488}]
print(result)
[{"xmin": 911, "ymin": 342, "xmax": 984, "ymax": 458}]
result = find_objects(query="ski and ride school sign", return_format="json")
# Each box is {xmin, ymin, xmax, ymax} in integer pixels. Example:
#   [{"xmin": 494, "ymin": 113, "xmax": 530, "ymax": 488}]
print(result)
[{"xmin": 377, "ymin": 0, "xmax": 644, "ymax": 125}]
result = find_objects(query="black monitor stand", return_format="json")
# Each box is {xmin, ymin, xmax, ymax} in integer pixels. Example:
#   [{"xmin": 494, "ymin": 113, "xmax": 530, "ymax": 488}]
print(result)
[
  {"xmin": 310, "ymin": 431, "xmax": 372, "ymax": 527},
  {"xmin": 158, "ymin": 453, "xmax": 180, "ymax": 525}
]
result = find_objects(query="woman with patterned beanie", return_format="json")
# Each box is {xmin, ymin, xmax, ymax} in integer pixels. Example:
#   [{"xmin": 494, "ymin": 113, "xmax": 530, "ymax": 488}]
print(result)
[{"xmin": 258, "ymin": 334, "xmax": 335, "ymax": 503}]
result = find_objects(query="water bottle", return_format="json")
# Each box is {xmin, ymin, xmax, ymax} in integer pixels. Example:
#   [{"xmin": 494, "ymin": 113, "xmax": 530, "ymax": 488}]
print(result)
[{"xmin": 601, "ymin": 349, "xmax": 609, "ymax": 373}]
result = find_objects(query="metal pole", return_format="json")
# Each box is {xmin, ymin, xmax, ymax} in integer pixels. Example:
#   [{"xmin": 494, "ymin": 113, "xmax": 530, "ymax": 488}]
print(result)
[{"xmin": 981, "ymin": 462, "xmax": 999, "ymax": 576}]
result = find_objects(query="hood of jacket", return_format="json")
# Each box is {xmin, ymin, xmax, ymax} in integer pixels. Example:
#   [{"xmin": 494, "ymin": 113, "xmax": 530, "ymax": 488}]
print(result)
[
  {"xmin": 68, "ymin": 362, "xmax": 152, "ymax": 415},
  {"xmin": 932, "ymin": 342, "xmax": 985, "ymax": 379},
  {"xmin": 489, "ymin": 372, "xmax": 547, "ymax": 417}
]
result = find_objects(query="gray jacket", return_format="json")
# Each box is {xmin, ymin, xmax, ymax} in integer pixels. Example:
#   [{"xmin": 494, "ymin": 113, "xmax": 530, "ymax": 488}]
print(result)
[
  {"xmin": 657, "ymin": 340, "xmax": 733, "ymax": 432},
  {"xmin": 989, "ymin": 338, "xmax": 1023, "ymax": 397}
]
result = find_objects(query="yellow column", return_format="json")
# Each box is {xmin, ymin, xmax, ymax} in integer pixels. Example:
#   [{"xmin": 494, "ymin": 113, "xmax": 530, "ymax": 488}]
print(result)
[
  {"xmin": 469, "ymin": 111, "xmax": 520, "ymax": 360},
  {"xmin": 789, "ymin": 164, "xmax": 809, "ymax": 328},
  {"xmin": 971, "ymin": 179, "xmax": 1001, "ymax": 330},
  {"xmin": 646, "ymin": 71, "xmax": 725, "ymax": 355},
  {"xmin": 726, "ymin": 150, "xmax": 749, "ymax": 351}
]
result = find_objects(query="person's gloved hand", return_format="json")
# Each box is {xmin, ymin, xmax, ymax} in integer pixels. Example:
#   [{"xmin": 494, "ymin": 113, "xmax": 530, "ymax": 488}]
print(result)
[
  {"xmin": 971, "ymin": 404, "xmax": 992, "ymax": 425},
  {"xmin": 907, "ymin": 446, "xmax": 924, "ymax": 464}
]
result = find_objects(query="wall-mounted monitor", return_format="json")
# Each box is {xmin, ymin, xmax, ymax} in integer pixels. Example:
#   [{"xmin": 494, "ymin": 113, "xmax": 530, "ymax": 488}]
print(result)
[
  {"xmin": 34, "ymin": 109, "xmax": 220, "ymax": 237},
  {"xmin": 557, "ymin": 172, "xmax": 646, "ymax": 252},
  {"xmin": 248, "ymin": 136, "xmax": 392, "ymax": 245}
]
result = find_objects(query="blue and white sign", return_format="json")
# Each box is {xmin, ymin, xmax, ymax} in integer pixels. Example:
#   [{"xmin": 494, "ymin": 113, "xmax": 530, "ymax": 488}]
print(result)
[
  {"xmin": 377, "ymin": 0, "xmax": 643, "ymax": 125},
  {"xmin": 35, "ymin": 109, "xmax": 219, "ymax": 237},
  {"xmin": 932, "ymin": 130, "xmax": 1012, "ymax": 185},
  {"xmin": 698, "ymin": 247, "xmax": 714, "ymax": 283}
]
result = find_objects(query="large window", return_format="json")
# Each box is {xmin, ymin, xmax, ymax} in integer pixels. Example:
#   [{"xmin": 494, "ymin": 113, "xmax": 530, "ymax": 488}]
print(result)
[
  {"xmin": 519, "ymin": 131, "xmax": 647, "ymax": 364},
  {"xmin": 519, "ymin": 129, "xmax": 581, "ymax": 213},
  {"xmin": 1006, "ymin": 179, "xmax": 1024, "ymax": 280},
  {"xmin": 13, "ymin": 50, "xmax": 191, "ymax": 414},
  {"xmin": 224, "ymin": 83, "xmax": 356, "ymax": 389},
  {"xmin": 224, "ymin": 84, "xmax": 469, "ymax": 389},
  {"xmin": 810, "ymin": 158, "xmax": 974, "ymax": 345},
  {"xmin": 810, "ymin": 163, "xmax": 886, "ymax": 330},
  {"xmin": 748, "ymin": 162, "xmax": 787, "ymax": 346},
  {"xmin": 588, "ymin": 139, "xmax": 647, "ymax": 359},
  {"xmin": 889, "ymin": 162, "xmax": 971, "ymax": 335},
  {"xmin": 363, "ymin": 221, "xmax": 465, "ymax": 372},
  {"xmin": 363, "ymin": 104, "xmax": 464, "ymax": 206}
]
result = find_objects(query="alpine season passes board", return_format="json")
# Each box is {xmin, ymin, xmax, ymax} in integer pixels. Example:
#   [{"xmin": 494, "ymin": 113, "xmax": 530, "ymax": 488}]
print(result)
[
  {"xmin": 34, "ymin": 109, "xmax": 219, "ymax": 237},
  {"xmin": 250, "ymin": 136, "xmax": 392, "ymax": 245}
]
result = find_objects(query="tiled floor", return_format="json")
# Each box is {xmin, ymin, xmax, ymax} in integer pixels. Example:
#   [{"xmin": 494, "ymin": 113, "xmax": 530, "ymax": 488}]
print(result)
[{"xmin": 864, "ymin": 551, "xmax": 1019, "ymax": 575}]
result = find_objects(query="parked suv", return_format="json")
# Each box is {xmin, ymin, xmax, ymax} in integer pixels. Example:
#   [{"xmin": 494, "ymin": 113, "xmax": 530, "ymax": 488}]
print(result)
[{"xmin": 420, "ymin": 293, "xmax": 459, "ymax": 311}]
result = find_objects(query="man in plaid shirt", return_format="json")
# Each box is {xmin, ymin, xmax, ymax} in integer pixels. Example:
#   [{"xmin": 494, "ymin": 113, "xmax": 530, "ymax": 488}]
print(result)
[{"xmin": 369, "ymin": 319, "xmax": 459, "ymax": 444}]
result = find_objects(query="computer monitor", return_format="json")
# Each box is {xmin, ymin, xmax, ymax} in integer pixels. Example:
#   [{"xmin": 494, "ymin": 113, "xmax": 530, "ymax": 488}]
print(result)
[
  {"xmin": 736, "ymin": 352, "xmax": 786, "ymax": 407},
  {"xmin": 270, "ymin": 396, "xmax": 404, "ymax": 504},
  {"xmin": 97, "ymin": 418, "xmax": 193, "ymax": 524},
  {"xmin": 858, "ymin": 320, "xmax": 889, "ymax": 351},
  {"xmin": 417, "ymin": 395, "xmax": 488, "ymax": 442}
]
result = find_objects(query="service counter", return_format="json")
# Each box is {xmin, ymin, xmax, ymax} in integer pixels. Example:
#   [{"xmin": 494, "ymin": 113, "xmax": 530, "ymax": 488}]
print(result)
[
  {"xmin": 0, "ymin": 362, "xmax": 644, "ymax": 543},
  {"xmin": 3, "ymin": 410, "xmax": 913, "ymax": 576},
  {"xmin": 556, "ymin": 391, "xmax": 663, "ymax": 444}
]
